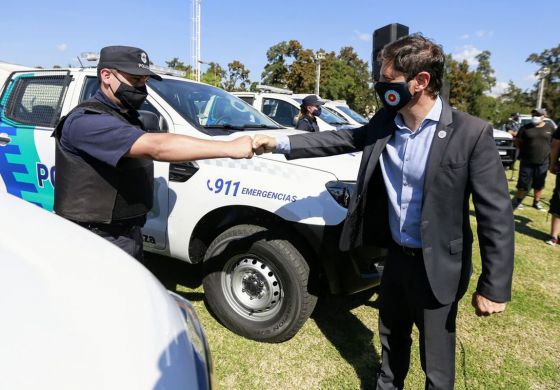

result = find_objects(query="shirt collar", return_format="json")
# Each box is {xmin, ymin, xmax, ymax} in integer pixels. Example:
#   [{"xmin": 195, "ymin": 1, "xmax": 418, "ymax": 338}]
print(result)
[
  {"xmin": 94, "ymin": 89, "xmax": 123, "ymax": 112},
  {"xmin": 394, "ymin": 96, "xmax": 442, "ymax": 133}
]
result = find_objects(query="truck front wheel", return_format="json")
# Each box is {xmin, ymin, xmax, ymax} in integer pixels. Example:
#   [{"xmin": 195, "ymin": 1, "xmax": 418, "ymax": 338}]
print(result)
[{"xmin": 202, "ymin": 224, "xmax": 317, "ymax": 343}]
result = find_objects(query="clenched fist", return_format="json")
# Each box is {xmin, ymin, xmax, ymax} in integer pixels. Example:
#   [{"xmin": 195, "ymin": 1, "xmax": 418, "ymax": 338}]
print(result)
[
  {"xmin": 227, "ymin": 136, "xmax": 254, "ymax": 159},
  {"xmin": 471, "ymin": 292, "xmax": 506, "ymax": 317},
  {"xmin": 252, "ymin": 134, "xmax": 277, "ymax": 155}
]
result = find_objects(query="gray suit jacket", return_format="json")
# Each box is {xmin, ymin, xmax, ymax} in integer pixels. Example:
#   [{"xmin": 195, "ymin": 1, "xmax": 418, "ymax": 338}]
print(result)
[{"xmin": 286, "ymin": 102, "xmax": 514, "ymax": 305}]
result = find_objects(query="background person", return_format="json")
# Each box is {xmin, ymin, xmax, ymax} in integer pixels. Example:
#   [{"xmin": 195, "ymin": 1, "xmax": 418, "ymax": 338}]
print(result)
[
  {"xmin": 253, "ymin": 34, "xmax": 514, "ymax": 389},
  {"xmin": 295, "ymin": 94, "xmax": 325, "ymax": 132},
  {"xmin": 547, "ymin": 127, "xmax": 560, "ymax": 246},
  {"xmin": 511, "ymin": 108, "xmax": 555, "ymax": 211},
  {"xmin": 505, "ymin": 112, "xmax": 520, "ymax": 136},
  {"xmin": 54, "ymin": 45, "xmax": 254, "ymax": 263}
]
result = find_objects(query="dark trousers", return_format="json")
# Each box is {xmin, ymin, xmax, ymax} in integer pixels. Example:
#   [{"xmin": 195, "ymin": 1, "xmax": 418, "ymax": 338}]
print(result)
[
  {"xmin": 82, "ymin": 223, "xmax": 145, "ymax": 263},
  {"xmin": 376, "ymin": 244, "xmax": 458, "ymax": 390}
]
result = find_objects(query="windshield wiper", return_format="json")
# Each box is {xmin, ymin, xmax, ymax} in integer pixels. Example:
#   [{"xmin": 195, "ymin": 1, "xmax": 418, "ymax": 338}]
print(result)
[
  {"xmin": 203, "ymin": 124, "xmax": 246, "ymax": 130},
  {"xmin": 243, "ymin": 124, "xmax": 282, "ymax": 129}
]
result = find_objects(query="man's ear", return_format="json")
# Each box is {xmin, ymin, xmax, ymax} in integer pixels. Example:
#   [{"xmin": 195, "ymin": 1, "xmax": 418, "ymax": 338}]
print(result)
[
  {"xmin": 414, "ymin": 71, "xmax": 431, "ymax": 92},
  {"xmin": 99, "ymin": 69, "xmax": 112, "ymax": 86}
]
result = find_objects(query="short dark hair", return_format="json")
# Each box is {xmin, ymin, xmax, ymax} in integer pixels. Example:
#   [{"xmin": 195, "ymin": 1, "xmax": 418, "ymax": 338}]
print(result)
[{"xmin": 378, "ymin": 33, "xmax": 445, "ymax": 97}]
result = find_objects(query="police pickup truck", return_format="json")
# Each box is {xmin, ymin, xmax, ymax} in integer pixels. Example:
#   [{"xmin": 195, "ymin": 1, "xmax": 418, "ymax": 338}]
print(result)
[{"xmin": 0, "ymin": 65, "xmax": 384, "ymax": 343}]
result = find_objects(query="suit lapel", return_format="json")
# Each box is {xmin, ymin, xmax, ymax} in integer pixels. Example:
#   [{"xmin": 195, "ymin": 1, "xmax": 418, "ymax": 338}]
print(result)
[
  {"xmin": 422, "ymin": 101, "xmax": 454, "ymax": 197},
  {"xmin": 359, "ymin": 118, "xmax": 396, "ymax": 192}
]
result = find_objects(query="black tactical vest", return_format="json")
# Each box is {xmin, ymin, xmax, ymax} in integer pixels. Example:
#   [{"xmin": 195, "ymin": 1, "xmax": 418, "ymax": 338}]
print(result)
[{"xmin": 53, "ymin": 101, "xmax": 153, "ymax": 224}]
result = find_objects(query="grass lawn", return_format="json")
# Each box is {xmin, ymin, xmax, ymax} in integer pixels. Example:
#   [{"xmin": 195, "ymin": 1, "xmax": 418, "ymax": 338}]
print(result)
[{"xmin": 145, "ymin": 166, "xmax": 560, "ymax": 390}]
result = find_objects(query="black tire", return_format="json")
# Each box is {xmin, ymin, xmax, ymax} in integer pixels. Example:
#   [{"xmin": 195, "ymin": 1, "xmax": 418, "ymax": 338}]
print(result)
[{"xmin": 202, "ymin": 224, "xmax": 317, "ymax": 343}]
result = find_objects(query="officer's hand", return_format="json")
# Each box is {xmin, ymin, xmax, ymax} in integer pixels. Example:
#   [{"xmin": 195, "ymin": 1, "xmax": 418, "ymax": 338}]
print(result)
[
  {"xmin": 471, "ymin": 292, "xmax": 506, "ymax": 317},
  {"xmin": 253, "ymin": 134, "xmax": 277, "ymax": 155},
  {"xmin": 228, "ymin": 136, "xmax": 254, "ymax": 159}
]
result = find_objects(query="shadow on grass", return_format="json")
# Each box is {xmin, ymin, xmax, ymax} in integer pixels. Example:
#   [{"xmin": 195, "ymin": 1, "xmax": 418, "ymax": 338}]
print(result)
[
  {"xmin": 143, "ymin": 252, "xmax": 204, "ymax": 301},
  {"xmin": 513, "ymin": 214, "xmax": 551, "ymax": 242},
  {"xmin": 312, "ymin": 288, "xmax": 381, "ymax": 390}
]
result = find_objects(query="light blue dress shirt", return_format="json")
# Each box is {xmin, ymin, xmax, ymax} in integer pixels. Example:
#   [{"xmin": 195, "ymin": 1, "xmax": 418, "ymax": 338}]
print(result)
[
  {"xmin": 274, "ymin": 97, "xmax": 443, "ymax": 249},
  {"xmin": 380, "ymin": 97, "xmax": 442, "ymax": 248}
]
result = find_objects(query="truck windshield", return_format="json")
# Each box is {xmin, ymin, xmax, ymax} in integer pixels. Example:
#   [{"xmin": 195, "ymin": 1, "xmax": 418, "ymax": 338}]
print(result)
[
  {"xmin": 336, "ymin": 105, "xmax": 369, "ymax": 125},
  {"xmin": 148, "ymin": 79, "xmax": 281, "ymax": 131}
]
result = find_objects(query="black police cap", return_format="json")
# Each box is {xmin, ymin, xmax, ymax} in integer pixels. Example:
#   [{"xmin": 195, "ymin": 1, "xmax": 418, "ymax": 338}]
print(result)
[
  {"xmin": 302, "ymin": 94, "xmax": 326, "ymax": 107},
  {"xmin": 97, "ymin": 46, "xmax": 162, "ymax": 81}
]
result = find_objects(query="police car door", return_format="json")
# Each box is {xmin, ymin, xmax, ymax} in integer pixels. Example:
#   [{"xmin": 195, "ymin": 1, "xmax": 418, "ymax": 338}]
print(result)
[
  {"xmin": 78, "ymin": 76, "xmax": 170, "ymax": 250},
  {"xmin": 0, "ymin": 70, "xmax": 71, "ymax": 210}
]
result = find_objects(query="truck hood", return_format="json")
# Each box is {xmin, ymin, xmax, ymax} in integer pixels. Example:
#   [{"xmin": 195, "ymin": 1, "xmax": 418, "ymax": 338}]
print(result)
[
  {"xmin": 493, "ymin": 128, "xmax": 513, "ymax": 139},
  {"xmin": 235, "ymin": 128, "xmax": 362, "ymax": 181}
]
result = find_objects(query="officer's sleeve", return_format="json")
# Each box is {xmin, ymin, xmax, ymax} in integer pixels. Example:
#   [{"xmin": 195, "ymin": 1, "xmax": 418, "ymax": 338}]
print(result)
[{"xmin": 64, "ymin": 112, "xmax": 145, "ymax": 167}]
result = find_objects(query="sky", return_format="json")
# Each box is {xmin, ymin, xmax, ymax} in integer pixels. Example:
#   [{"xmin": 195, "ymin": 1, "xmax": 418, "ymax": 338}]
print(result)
[{"xmin": 1, "ymin": 0, "xmax": 559, "ymax": 96}]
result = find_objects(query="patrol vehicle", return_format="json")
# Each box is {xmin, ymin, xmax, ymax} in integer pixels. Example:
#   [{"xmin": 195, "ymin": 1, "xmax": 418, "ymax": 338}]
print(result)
[
  {"xmin": 0, "ymin": 191, "xmax": 214, "ymax": 390},
  {"xmin": 324, "ymin": 100, "xmax": 370, "ymax": 126},
  {"xmin": 0, "ymin": 65, "xmax": 384, "ymax": 343},
  {"xmin": 232, "ymin": 86, "xmax": 356, "ymax": 131}
]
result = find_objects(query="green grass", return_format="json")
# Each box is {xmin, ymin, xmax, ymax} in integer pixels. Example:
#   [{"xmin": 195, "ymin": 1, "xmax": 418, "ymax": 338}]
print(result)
[{"xmin": 146, "ymin": 165, "xmax": 560, "ymax": 389}]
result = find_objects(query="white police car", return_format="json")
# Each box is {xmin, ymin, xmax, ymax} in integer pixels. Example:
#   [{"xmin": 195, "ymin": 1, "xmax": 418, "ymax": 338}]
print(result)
[
  {"xmin": 0, "ymin": 64, "xmax": 384, "ymax": 343},
  {"xmin": 0, "ymin": 191, "xmax": 214, "ymax": 390}
]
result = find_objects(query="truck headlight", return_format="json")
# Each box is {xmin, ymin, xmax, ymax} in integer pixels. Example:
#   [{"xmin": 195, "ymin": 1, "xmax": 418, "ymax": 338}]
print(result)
[
  {"xmin": 169, "ymin": 292, "xmax": 216, "ymax": 390},
  {"xmin": 326, "ymin": 180, "xmax": 356, "ymax": 208}
]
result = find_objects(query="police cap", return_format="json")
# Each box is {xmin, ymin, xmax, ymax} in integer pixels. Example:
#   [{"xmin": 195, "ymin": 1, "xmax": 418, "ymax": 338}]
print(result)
[
  {"xmin": 302, "ymin": 94, "xmax": 326, "ymax": 107},
  {"xmin": 97, "ymin": 45, "xmax": 162, "ymax": 81}
]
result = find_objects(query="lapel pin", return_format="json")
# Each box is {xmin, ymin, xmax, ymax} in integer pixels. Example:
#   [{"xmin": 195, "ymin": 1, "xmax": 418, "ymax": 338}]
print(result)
[{"xmin": 437, "ymin": 130, "xmax": 447, "ymax": 139}]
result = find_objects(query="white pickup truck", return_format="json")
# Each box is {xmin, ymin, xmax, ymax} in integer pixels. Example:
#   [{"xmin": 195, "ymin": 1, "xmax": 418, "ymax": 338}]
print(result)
[{"xmin": 0, "ymin": 66, "xmax": 384, "ymax": 342}]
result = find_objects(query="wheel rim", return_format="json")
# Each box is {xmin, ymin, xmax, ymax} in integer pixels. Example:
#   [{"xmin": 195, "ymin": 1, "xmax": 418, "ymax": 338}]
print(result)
[{"xmin": 221, "ymin": 254, "xmax": 283, "ymax": 321}]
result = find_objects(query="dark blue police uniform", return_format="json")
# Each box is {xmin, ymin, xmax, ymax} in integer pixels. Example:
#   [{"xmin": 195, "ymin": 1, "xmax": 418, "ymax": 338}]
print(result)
[{"xmin": 57, "ymin": 90, "xmax": 149, "ymax": 262}]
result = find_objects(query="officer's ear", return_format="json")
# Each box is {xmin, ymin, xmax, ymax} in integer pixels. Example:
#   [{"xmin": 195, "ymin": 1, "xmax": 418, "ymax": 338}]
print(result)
[{"xmin": 99, "ymin": 68, "xmax": 113, "ymax": 87}]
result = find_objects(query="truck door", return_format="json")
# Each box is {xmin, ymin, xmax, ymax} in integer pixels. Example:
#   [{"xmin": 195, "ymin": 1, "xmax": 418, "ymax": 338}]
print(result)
[{"xmin": 0, "ymin": 70, "xmax": 71, "ymax": 210}]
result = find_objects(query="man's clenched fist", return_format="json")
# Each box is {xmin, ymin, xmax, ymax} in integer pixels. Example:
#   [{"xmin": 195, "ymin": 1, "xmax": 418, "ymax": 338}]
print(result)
[{"xmin": 253, "ymin": 134, "xmax": 277, "ymax": 155}]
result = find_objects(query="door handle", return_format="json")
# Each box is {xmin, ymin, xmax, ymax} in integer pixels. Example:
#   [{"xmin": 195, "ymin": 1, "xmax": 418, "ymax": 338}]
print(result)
[{"xmin": 0, "ymin": 133, "xmax": 12, "ymax": 146}]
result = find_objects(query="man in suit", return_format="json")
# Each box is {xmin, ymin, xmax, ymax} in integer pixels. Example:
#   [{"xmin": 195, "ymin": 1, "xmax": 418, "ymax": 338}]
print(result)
[{"xmin": 253, "ymin": 34, "xmax": 514, "ymax": 389}]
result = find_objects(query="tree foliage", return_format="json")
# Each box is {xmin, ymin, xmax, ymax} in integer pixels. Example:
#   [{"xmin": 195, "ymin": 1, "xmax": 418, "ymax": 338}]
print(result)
[
  {"xmin": 261, "ymin": 40, "xmax": 375, "ymax": 114},
  {"xmin": 527, "ymin": 44, "xmax": 560, "ymax": 120},
  {"xmin": 165, "ymin": 58, "xmax": 194, "ymax": 79},
  {"xmin": 200, "ymin": 62, "xmax": 225, "ymax": 87},
  {"xmin": 223, "ymin": 60, "xmax": 251, "ymax": 91}
]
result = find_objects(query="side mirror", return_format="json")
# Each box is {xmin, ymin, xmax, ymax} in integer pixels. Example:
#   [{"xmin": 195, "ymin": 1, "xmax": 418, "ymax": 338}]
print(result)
[{"xmin": 138, "ymin": 110, "xmax": 163, "ymax": 133}]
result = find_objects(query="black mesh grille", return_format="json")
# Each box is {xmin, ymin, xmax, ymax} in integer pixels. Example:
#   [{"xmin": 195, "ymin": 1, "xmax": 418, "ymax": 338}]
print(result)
[{"xmin": 3, "ymin": 73, "xmax": 71, "ymax": 128}]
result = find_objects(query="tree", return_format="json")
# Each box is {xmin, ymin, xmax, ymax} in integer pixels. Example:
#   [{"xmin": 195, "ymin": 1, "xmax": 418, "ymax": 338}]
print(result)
[
  {"xmin": 445, "ymin": 55, "xmax": 473, "ymax": 112},
  {"xmin": 165, "ymin": 58, "xmax": 194, "ymax": 79},
  {"xmin": 320, "ymin": 47, "xmax": 375, "ymax": 115},
  {"xmin": 261, "ymin": 40, "xmax": 303, "ymax": 87},
  {"xmin": 223, "ymin": 60, "xmax": 251, "ymax": 91},
  {"xmin": 527, "ymin": 44, "xmax": 560, "ymax": 120},
  {"xmin": 201, "ymin": 62, "xmax": 225, "ymax": 88}
]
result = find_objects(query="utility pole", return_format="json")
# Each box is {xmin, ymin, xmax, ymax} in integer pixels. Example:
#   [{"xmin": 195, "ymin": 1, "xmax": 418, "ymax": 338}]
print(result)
[
  {"xmin": 536, "ymin": 66, "xmax": 550, "ymax": 109},
  {"xmin": 315, "ymin": 51, "xmax": 325, "ymax": 96},
  {"xmin": 191, "ymin": 0, "xmax": 201, "ymax": 82}
]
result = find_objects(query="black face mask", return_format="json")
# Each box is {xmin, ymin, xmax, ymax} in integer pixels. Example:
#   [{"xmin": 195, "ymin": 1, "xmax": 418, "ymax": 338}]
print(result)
[
  {"xmin": 312, "ymin": 107, "xmax": 322, "ymax": 117},
  {"xmin": 114, "ymin": 82, "xmax": 148, "ymax": 110},
  {"xmin": 374, "ymin": 81, "xmax": 413, "ymax": 112}
]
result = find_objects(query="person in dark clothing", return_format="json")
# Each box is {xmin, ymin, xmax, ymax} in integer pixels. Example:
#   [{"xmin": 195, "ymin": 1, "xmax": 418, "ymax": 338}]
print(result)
[
  {"xmin": 511, "ymin": 108, "xmax": 556, "ymax": 211},
  {"xmin": 547, "ymin": 127, "xmax": 560, "ymax": 245},
  {"xmin": 54, "ymin": 45, "xmax": 254, "ymax": 262},
  {"xmin": 253, "ymin": 34, "xmax": 514, "ymax": 389},
  {"xmin": 505, "ymin": 112, "xmax": 520, "ymax": 136},
  {"xmin": 295, "ymin": 94, "xmax": 325, "ymax": 132}
]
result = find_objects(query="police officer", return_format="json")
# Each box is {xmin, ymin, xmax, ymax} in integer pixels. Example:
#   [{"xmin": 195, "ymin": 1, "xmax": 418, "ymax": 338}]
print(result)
[
  {"xmin": 295, "ymin": 94, "xmax": 325, "ymax": 132},
  {"xmin": 54, "ymin": 45, "xmax": 253, "ymax": 262}
]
